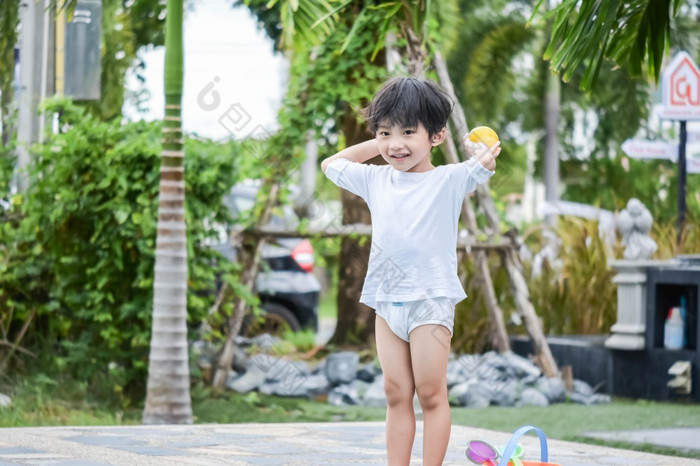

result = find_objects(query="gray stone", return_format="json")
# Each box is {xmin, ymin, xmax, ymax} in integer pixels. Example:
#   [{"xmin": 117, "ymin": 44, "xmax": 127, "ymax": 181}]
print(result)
[
  {"xmin": 517, "ymin": 387, "xmax": 549, "ymax": 407},
  {"xmin": 260, "ymin": 373, "xmax": 325, "ymax": 398},
  {"xmin": 232, "ymin": 346, "xmax": 249, "ymax": 373},
  {"xmin": 265, "ymin": 360, "xmax": 310, "ymax": 383},
  {"xmin": 0, "ymin": 393, "xmax": 11, "ymax": 408},
  {"xmin": 448, "ymin": 381, "xmax": 472, "ymax": 406},
  {"xmin": 460, "ymin": 384, "xmax": 491, "ymax": 409},
  {"xmin": 572, "ymin": 379, "xmax": 594, "ymax": 398},
  {"xmin": 568, "ymin": 392, "xmax": 592, "ymax": 405},
  {"xmin": 536, "ymin": 376, "xmax": 566, "ymax": 402},
  {"xmin": 502, "ymin": 351, "xmax": 541, "ymax": 378},
  {"xmin": 589, "ymin": 393, "xmax": 612, "ymax": 404},
  {"xmin": 229, "ymin": 359, "xmax": 267, "ymax": 392},
  {"xmin": 491, "ymin": 379, "xmax": 521, "ymax": 407},
  {"xmin": 328, "ymin": 380, "xmax": 368, "ymax": 406},
  {"xmin": 454, "ymin": 354, "xmax": 483, "ymax": 377},
  {"xmin": 357, "ymin": 361, "xmax": 381, "ymax": 382},
  {"xmin": 446, "ymin": 359, "xmax": 469, "ymax": 387},
  {"xmin": 362, "ymin": 376, "xmax": 387, "ymax": 407},
  {"xmin": 521, "ymin": 373, "xmax": 540, "ymax": 385},
  {"xmin": 297, "ymin": 374, "xmax": 330, "ymax": 398},
  {"xmin": 477, "ymin": 378, "xmax": 501, "ymax": 402},
  {"xmin": 224, "ymin": 370, "xmax": 241, "ymax": 390},
  {"xmin": 474, "ymin": 352, "xmax": 504, "ymax": 380},
  {"xmin": 224, "ymin": 341, "xmax": 603, "ymax": 409},
  {"xmin": 325, "ymin": 351, "xmax": 359, "ymax": 385},
  {"xmin": 258, "ymin": 382, "xmax": 277, "ymax": 396}
]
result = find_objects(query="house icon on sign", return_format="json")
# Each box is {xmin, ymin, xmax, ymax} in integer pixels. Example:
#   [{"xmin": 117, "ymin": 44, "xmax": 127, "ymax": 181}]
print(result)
[
  {"xmin": 660, "ymin": 51, "xmax": 700, "ymax": 120},
  {"xmin": 670, "ymin": 56, "xmax": 700, "ymax": 107}
]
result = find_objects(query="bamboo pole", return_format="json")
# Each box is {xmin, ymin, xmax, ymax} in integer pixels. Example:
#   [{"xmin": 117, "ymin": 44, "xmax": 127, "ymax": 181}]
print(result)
[
  {"xmin": 433, "ymin": 51, "xmax": 559, "ymax": 378},
  {"xmin": 443, "ymin": 129, "xmax": 511, "ymax": 351},
  {"xmin": 212, "ymin": 182, "xmax": 280, "ymax": 388}
]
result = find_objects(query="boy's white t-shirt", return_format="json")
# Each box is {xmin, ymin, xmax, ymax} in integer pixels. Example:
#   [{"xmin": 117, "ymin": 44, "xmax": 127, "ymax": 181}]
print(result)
[{"xmin": 325, "ymin": 157, "xmax": 494, "ymax": 309}]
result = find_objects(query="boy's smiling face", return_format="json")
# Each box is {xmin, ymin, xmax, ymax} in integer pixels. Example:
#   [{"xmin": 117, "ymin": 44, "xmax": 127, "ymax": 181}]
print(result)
[{"xmin": 375, "ymin": 121, "xmax": 445, "ymax": 173}]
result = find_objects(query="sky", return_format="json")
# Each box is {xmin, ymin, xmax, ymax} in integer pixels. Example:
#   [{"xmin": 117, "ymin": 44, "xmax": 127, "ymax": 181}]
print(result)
[{"xmin": 123, "ymin": 0, "xmax": 286, "ymax": 141}]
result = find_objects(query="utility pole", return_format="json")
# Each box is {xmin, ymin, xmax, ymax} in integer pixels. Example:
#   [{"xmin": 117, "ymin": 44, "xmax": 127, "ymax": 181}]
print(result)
[{"xmin": 16, "ymin": 0, "xmax": 54, "ymax": 192}]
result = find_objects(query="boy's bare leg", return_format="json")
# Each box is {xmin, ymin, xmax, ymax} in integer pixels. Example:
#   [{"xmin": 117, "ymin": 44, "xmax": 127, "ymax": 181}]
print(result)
[
  {"xmin": 409, "ymin": 324, "xmax": 452, "ymax": 466},
  {"xmin": 375, "ymin": 315, "xmax": 416, "ymax": 465}
]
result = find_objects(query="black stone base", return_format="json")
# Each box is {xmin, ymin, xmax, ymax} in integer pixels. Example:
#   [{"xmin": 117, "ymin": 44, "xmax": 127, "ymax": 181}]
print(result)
[{"xmin": 511, "ymin": 335, "xmax": 699, "ymax": 402}]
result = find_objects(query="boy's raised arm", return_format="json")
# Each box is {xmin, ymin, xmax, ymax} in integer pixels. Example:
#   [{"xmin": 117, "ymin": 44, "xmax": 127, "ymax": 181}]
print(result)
[{"xmin": 321, "ymin": 139, "xmax": 380, "ymax": 174}]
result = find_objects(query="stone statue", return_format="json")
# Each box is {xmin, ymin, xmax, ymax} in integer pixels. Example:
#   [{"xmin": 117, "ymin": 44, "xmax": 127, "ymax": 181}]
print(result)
[{"xmin": 616, "ymin": 198, "xmax": 657, "ymax": 261}]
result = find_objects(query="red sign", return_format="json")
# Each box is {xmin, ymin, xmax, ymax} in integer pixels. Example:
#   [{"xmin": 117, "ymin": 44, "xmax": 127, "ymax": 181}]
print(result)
[{"xmin": 657, "ymin": 51, "xmax": 700, "ymax": 120}]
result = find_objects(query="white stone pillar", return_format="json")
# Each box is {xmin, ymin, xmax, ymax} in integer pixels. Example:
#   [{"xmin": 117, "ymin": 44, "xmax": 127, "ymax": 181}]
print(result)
[{"xmin": 605, "ymin": 260, "xmax": 677, "ymax": 350}]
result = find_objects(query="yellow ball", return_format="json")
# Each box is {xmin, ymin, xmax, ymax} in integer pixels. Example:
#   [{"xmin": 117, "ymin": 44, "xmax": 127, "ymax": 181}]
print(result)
[{"xmin": 468, "ymin": 126, "xmax": 499, "ymax": 147}]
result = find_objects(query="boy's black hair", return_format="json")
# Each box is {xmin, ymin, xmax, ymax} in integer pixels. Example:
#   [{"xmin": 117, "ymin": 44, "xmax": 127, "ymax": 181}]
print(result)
[{"xmin": 363, "ymin": 76, "xmax": 454, "ymax": 137}]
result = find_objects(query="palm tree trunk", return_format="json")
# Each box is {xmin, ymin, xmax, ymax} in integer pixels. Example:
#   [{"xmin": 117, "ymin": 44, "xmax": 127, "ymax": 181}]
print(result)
[{"xmin": 143, "ymin": 0, "xmax": 192, "ymax": 424}]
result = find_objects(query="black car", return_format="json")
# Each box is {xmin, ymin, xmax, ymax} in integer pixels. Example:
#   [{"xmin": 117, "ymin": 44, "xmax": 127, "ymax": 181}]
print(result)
[{"xmin": 211, "ymin": 180, "xmax": 321, "ymax": 336}]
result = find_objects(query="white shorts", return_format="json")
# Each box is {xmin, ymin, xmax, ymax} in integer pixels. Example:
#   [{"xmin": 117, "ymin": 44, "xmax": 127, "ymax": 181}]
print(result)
[{"xmin": 375, "ymin": 298, "xmax": 455, "ymax": 342}]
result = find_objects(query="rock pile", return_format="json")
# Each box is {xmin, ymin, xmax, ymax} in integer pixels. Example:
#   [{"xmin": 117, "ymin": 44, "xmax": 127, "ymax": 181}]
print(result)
[{"xmin": 194, "ymin": 335, "xmax": 610, "ymax": 408}]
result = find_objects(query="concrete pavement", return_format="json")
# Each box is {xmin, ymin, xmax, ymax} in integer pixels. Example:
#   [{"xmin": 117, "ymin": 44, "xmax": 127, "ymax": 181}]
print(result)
[{"xmin": 1, "ymin": 422, "xmax": 699, "ymax": 465}]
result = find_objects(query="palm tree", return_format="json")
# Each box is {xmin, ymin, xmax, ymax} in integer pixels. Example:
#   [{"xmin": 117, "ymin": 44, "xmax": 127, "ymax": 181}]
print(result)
[
  {"xmin": 143, "ymin": 0, "xmax": 192, "ymax": 424},
  {"xmin": 537, "ymin": 0, "xmax": 686, "ymax": 91}
]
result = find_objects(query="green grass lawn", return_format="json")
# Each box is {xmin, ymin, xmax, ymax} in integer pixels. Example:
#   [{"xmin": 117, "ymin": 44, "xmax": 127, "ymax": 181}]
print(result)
[
  {"xmin": 450, "ymin": 399, "xmax": 700, "ymax": 459},
  {"xmin": 2, "ymin": 377, "xmax": 699, "ymax": 459}
]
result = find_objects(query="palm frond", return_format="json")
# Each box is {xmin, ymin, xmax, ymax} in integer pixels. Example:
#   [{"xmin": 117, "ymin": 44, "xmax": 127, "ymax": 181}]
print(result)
[
  {"xmin": 463, "ymin": 20, "xmax": 535, "ymax": 123},
  {"xmin": 269, "ymin": 0, "xmax": 340, "ymax": 49},
  {"xmin": 535, "ymin": 0, "xmax": 684, "ymax": 92}
]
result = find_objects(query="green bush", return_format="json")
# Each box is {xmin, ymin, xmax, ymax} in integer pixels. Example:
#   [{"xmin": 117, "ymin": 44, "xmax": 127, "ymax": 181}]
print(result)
[
  {"xmin": 0, "ymin": 99, "xmax": 239, "ymax": 401},
  {"xmin": 453, "ymin": 213, "xmax": 700, "ymax": 354},
  {"xmin": 525, "ymin": 218, "xmax": 617, "ymax": 335}
]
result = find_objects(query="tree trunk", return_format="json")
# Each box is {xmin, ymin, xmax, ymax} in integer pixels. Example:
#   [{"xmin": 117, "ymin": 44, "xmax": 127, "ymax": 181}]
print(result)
[
  {"xmin": 330, "ymin": 112, "xmax": 379, "ymax": 346},
  {"xmin": 143, "ymin": 0, "xmax": 193, "ymax": 425}
]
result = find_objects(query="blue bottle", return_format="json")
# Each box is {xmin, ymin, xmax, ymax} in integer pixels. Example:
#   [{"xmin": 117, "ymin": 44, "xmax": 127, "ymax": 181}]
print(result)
[
  {"xmin": 664, "ymin": 307, "xmax": 684, "ymax": 350},
  {"xmin": 680, "ymin": 296, "xmax": 687, "ymax": 348}
]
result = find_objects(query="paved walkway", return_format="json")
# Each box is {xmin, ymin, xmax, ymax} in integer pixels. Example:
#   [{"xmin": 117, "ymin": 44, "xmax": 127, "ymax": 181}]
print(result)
[{"xmin": 1, "ymin": 422, "xmax": 698, "ymax": 465}]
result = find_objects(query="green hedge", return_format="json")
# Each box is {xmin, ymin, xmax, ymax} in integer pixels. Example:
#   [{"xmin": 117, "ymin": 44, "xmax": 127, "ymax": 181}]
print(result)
[{"xmin": 0, "ymin": 99, "xmax": 239, "ymax": 401}]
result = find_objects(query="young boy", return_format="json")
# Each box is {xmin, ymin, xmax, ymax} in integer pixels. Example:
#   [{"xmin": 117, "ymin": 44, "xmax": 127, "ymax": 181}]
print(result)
[{"xmin": 321, "ymin": 77, "xmax": 500, "ymax": 465}]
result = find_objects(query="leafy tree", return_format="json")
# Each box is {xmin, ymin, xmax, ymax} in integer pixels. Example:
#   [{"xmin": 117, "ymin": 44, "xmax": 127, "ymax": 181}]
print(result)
[
  {"xmin": 239, "ymin": 0, "xmax": 390, "ymax": 345},
  {"xmin": 0, "ymin": 98, "xmax": 237, "ymax": 399}
]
